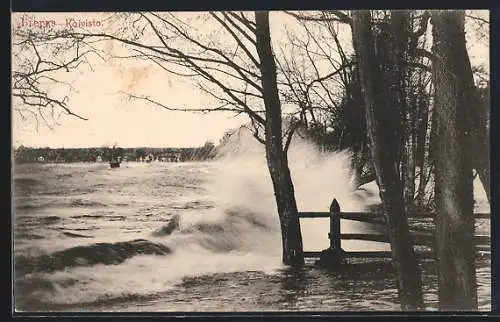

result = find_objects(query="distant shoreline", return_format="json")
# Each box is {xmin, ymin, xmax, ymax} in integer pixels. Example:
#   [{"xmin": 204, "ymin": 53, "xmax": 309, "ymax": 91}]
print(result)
[{"xmin": 13, "ymin": 145, "xmax": 217, "ymax": 164}]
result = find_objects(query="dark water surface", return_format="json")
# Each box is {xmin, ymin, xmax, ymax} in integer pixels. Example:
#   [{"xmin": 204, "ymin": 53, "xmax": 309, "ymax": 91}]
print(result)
[{"xmin": 13, "ymin": 162, "xmax": 490, "ymax": 312}]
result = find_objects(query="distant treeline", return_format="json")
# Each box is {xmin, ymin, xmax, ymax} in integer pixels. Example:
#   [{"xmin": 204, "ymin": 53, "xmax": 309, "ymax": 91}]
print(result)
[{"xmin": 13, "ymin": 142, "xmax": 217, "ymax": 164}]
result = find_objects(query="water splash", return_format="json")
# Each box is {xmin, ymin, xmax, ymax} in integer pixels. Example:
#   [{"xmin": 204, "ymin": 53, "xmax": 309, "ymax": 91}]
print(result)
[
  {"xmin": 15, "ymin": 126, "xmax": 385, "ymax": 307},
  {"xmin": 200, "ymin": 126, "xmax": 383, "ymax": 253}
]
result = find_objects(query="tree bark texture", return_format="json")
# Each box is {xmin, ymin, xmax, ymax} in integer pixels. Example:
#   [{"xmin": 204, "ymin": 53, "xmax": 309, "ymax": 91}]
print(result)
[
  {"xmin": 415, "ymin": 91, "xmax": 431, "ymax": 207},
  {"xmin": 431, "ymin": 10, "xmax": 478, "ymax": 310},
  {"xmin": 352, "ymin": 10, "xmax": 424, "ymax": 310},
  {"xmin": 255, "ymin": 11, "xmax": 304, "ymax": 266}
]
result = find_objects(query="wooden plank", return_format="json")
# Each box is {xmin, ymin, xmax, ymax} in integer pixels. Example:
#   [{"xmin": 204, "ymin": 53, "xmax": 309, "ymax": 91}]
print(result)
[
  {"xmin": 300, "ymin": 212, "xmax": 386, "ymax": 225},
  {"xmin": 304, "ymin": 251, "xmax": 322, "ymax": 258},
  {"xmin": 298, "ymin": 211, "xmax": 490, "ymax": 220},
  {"xmin": 474, "ymin": 236, "xmax": 491, "ymax": 244},
  {"xmin": 304, "ymin": 251, "xmax": 434, "ymax": 259},
  {"xmin": 345, "ymin": 251, "xmax": 392, "ymax": 258},
  {"xmin": 477, "ymin": 245, "xmax": 491, "ymax": 252},
  {"xmin": 475, "ymin": 213, "xmax": 491, "ymax": 219},
  {"xmin": 341, "ymin": 233, "xmax": 390, "ymax": 243},
  {"xmin": 340, "ymin": 213, "xmax": 386, "ymax": 225},
  {"xmin": 409, "ymin": 226, "xmax": 488, "ymax": 234},
  {"xmin": 299, "ymin": 212, "xmax": 331, "ymax": 218},
  {"xmin": 305, "ymin": 249, "xmax": 488, "ymax": 259},
  {"xmin": 346, "ymin": 251, "xmax": 434, "ymax": 259},
  {"xmin": 305, "ymin": 251, "xmax": 394, "ymax": 259},
  {"xmin": 408, "ymin": 212, "xmax": 490, "ymax": 219},
  {"xmin": 299, "ymin": 212, "xmax": 384, "ymax": 219},
  {"xmin": 340, "ymin": 233, "xmax": 490, "ymax": 246},
  {"xmin": 341, "ymin": 212, "xmax": 384, "ymax": 219}
]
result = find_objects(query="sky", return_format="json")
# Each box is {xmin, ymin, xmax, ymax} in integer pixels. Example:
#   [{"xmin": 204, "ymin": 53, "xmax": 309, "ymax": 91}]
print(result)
[
  {"xmin": 11, "ymin": 11, "xmax": 489, "ymax": 148},
  {"xmin": 12, "ymin": 12, "xmax": 252, "ymax": 148},
  {"xmin": 12, "ymin": 58, "xmax": 248, "ymax": 148}
]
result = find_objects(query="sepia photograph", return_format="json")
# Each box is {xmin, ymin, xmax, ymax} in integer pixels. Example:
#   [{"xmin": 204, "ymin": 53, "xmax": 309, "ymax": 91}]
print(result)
[{"xmin": 11, "ymin": 10, "xmax": 490, "ymax": 312}]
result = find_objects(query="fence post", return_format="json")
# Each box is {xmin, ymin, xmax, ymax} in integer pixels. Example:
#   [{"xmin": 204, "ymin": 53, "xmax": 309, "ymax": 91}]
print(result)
[
  {"xmin": 329, "ymin": 198, "xmax": 341, "ymax": 250},
  {"xmin": 318, "ymin": 198, "xmax": 344, "ymax": 268}
]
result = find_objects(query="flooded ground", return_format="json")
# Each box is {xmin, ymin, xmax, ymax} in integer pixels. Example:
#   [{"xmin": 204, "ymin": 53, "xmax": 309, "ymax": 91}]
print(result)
[{"xmin": 13, "ymin": 162, "xmax": 490, "ymax": 312}]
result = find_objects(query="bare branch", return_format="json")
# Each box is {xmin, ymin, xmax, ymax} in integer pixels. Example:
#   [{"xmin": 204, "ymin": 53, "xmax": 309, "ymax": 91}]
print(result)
[
  {"xmin": 465, "ymin": 14, "xmax": 489, "ymax": 25},
  {"xmin": 285, "ymin": 10, "xmax": 352, "ymax": 25},
  {"xmin": 125, "ymin": 91, "xmax": 239, "ymax": 113},
  {"xmin": 284, "ymin": 117, "xmax": 302, "ymax": 153},
  {"xmin": 210, "ymin": 12, "xmax": 260, "ymax": 68},
  {"xmin": 223, "ymin": 12, "xmax": 257, "ymax": 46}
]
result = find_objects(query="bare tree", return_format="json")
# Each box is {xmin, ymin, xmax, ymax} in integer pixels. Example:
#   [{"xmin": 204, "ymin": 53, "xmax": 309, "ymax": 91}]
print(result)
[
  {"xmin": 11, "ymin": 17, "xmax": 99, "ymax": 128},
  {"xmin": 281, "ymin": 11, "xmax": 374, "ymax": 189},
  {"xmin": 431, "ymin": 10, "xmax": 478, "ymax": 310},
  {"xmin": 255, "ymin": 11, "xmax": 304, "ymax": 265},
  {"xmin": 13, "ymin": 11, "xmax": 310, "ymax": 265},
  {"xmin": 352, "ymin": 10, "xmax": 424, "ymax": 310}
]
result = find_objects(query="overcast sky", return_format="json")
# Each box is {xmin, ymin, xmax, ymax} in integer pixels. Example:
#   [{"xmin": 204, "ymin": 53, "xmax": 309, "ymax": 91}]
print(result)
[{"xmin": 11, "ymin": 11, "xmax": 489, "ymax": 148}]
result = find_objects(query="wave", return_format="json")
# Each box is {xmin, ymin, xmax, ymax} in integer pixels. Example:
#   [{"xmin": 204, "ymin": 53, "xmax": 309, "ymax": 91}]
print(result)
[
  {"xmin": 17, "ymin": 204, "xmax": 277, "ymax": 277},
  {"xmin": 65, "ymin": 227, "xmax": 99, "ymax": 231},
  {"xmin": 152, "ymin": 215, "xmax": 181, "ymax": 236},
  {"xmin": 13, "ymin": 177, "xmax": 43, "ymax": 194},
  {"xmin": 14, "ymin": 239, "xmax": 171, "ymax": 277},
  {"xmin": 13, "ymin": 127, "xmax": 381, "ymax": 308},
  {"xmin": 169, "ymin": 200, "xmax": 215, "ymax": 210},
  {"xmin": 182, "ymin": 208, "xmax": 274, "ymax": 235},
  {"xmin": 70, "ymin": 214, "xmax": 104, "ymax": 219},
  {"xmin": 16, "ymin": 233, "xmax": 45, "ymax": 240},
  {"xmin": 70, "ymin": 199, "xmax": 108, "ymax": 207},
  {"xmin": 14, "ymin": 177, "xmax": 42, "ymax": 186},
  {"xmin": 13, "ymin": 130, "xmax": 491, "ymax": 310},
  {"xmin": 62, "ymin": 232, "xmax": 94, "ymax": 239},
  {"xmin": 56, "ymin": 173, "xmax": 74, "ymax": 179},
  {"xmin": 40, "ymin": 216, "xmax": 62, "ymax": 225},
  {"xmin": 17, "ymin": 205, "xmax": 275, "ymax": 279},
  {"xmin": 15, "ymin": 203, "xmax": 41, "ymax": 210},
  {"xmin": 70, "ymin": 214, "xmax": 126, "ymax": 221}
]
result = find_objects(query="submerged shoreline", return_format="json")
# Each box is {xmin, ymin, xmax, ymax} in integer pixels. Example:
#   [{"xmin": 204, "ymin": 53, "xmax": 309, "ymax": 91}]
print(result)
[{"xmin": 13, "ymin": 162, "xmax": 491, "ymax": 312}]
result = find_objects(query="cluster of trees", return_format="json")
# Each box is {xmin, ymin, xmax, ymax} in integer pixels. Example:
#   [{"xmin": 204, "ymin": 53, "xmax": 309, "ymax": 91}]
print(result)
[
  {"xmin": 13, "ymin": 142, "xmax": 217, "ymax": 164},
  {"xmin": 12, "ymin": 10, "xmax": 489, "ymax": 310}
]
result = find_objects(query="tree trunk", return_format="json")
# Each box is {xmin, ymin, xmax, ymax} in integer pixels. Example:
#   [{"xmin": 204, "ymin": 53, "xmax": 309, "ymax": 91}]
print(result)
[
  {"xmin": 352, "ymin": 10, "xmax": 424, "ymax": 310},
  {"xmin": 473, "ymin": 85, "xmax": 490, "ymax": 203},
  {"xmin": 441, "ymin": 14, "xmax": 489, "ymax": 205},
  {"xmin": 473, "ymin": 103, "xmax": 490, "ymax": 203},
  {"xmin": 467, "ymin": 80, "xmax": 490, "ymax": 204},
  {"xmin": 401, "ymin": 80, "xmax": 412, "ymax": 209},
  {"xmin": 415, "ymin": 91, "xmax": 430, "ymax": 207},
  {"xmin": 255, "ymin": 11, "xmax": 304, "ymax": 266},
  {"xmin": 431, "ymin": 10, "xmax": 478, "ymax": 310},
  {"xmin": 403, "ymin": 123, "xmax": 416, "ymax": 208}
]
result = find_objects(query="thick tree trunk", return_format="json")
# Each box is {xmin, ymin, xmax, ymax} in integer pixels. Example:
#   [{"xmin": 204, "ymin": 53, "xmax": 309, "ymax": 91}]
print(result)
[
  {"xmin": 438, "ymin": 14, "xmax": 489, "ymax": 205},
  {"xmin": 431, "ymin": 10, "xmax": 478, "ymax": 310},
  {"xmin": 255, "ymin": 11, "xmax": 304, "ymax": 266},
  {"xmin": 352, "ymin": 11, "xmax": 424, "ymax": 310}
]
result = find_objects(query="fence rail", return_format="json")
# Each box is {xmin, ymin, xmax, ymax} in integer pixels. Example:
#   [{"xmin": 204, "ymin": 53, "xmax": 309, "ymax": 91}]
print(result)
[
  {"xmin": 299, "ymin": 199, "xmax": 490, "ymax": 261},
  {"xmin": 299, "ymin": 211, "xmax": 490, "ymax": 219}
]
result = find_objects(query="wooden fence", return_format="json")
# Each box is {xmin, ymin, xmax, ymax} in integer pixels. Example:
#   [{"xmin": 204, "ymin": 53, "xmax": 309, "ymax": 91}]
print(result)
[{"xmin": 300, "ymin": 199, "xmax": 490, "ymax": 261}]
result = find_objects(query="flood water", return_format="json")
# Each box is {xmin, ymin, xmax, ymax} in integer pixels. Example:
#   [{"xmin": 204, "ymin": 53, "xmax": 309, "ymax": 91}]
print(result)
[{"xmin": 13, "ymin": 148, "xmax": 491, "ymax": 312}]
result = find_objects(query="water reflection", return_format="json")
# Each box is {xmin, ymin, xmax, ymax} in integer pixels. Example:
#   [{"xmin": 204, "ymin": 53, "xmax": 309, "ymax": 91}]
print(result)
[
  {"xmin": 41, "ymin": 258, "xmax": 489, "ymax": 312},
  {"xmin": 270, "ymin": 261, "xmax": 400, "ymax": 311},
  {"xmin": 276, "ymin": 267, "xmax": 308, "ymax": 309}
]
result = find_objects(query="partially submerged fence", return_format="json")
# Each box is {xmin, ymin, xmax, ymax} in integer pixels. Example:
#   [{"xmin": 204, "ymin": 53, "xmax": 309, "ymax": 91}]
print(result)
[{"xmin": 299, "ymin": 199, "xmax": 490, "ymax": 262}]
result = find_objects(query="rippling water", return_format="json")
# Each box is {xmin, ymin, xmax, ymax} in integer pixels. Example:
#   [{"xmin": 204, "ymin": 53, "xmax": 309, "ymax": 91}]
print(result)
[{"xmin": 13, "ymin": 156, "xmax": 490, "ymax": 311}]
